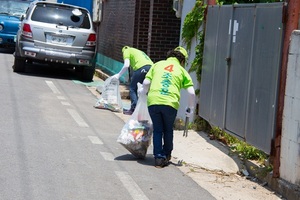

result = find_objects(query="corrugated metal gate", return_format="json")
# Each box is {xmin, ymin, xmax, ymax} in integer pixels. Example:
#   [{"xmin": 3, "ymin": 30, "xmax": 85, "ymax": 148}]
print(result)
[{"xmin": 199, "ymin": 3, "xmax": 284, "ymax": 153}]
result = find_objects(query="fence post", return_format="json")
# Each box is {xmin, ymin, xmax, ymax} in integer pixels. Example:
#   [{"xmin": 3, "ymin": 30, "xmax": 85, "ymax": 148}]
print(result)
[{"xmin": 273, "ymin": 0, "xmax": 300, "ymax": 178}]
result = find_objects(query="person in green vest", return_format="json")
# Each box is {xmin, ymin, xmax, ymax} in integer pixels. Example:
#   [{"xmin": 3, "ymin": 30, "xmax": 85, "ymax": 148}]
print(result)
[
  {"xmin": 139, "ymin": 46, "xmax": 195, "ymax": 168},
  {"xmin": 112, "ymin": 46, "xmax": 153, "ymax": 115}
]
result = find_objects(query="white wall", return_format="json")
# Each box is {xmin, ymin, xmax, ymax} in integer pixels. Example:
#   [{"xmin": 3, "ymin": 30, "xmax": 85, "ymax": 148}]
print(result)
[
  {"xmin": 177, "ymin": 0, "xmax": 199, "ymax": 120},
  {"xmin": 280, "ymin": 30, "xmax": 300, "ymax": 186}
]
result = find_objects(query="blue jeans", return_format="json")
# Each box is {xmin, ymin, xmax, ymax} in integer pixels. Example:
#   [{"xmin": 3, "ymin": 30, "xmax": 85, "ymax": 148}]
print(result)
[
  {"xmin": 129, "ymin": 65, "xmax": 151, "ymax": 110},
  {"xmin": 148, "ymin": 105, "xmax": 177, "ymax": 158}
]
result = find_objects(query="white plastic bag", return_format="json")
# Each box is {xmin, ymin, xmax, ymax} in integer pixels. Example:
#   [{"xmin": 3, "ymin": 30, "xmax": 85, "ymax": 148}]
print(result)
[
  {"xmin": 117, "ymin": 93, "xmax": 153, "ymax": 159},
  {"xmin": 94, "ymin": 77, "xmax": 123, "ymax": 112}
]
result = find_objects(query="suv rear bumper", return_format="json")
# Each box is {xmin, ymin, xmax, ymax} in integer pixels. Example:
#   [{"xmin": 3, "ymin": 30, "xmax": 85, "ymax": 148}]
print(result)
[{"xmin": 19, "ymin": 41, "xmax": 95, "ymax": 67}]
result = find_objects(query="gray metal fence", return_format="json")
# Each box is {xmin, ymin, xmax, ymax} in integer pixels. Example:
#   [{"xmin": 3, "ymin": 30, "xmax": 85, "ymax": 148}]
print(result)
[{"xmin": 199, "ymin": 3, "xmax": 284, "ymax": 153}]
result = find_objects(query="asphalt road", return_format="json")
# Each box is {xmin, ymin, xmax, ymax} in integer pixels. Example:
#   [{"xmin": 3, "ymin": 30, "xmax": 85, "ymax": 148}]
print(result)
[{"xmin": 0, "ymin": 50, "xmax": 216, "ymax": 200}]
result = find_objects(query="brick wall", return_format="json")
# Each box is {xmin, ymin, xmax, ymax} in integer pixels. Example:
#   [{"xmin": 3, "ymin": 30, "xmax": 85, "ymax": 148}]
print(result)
[
  {"xmin": 96, "ymin": 0, "xmax": 181, "ymax": 65},
  {"xmin": 134, "ymin": 0, "xmax": 181, "ymax": 62},
  {"xmin": 97, "ymin": 0, "xmax": 136, "ymax": 62},
  {"xmin": 133, "ymin": 0, "xmax": 151, "ymax": 54},
  {"xmin": 149, "ymin": 0, "xmax": 181, "ymax": 62}
]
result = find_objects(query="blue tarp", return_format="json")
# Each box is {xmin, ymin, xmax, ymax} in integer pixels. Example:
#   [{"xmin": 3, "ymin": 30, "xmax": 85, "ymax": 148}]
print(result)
[{"xmin": 57, "ymin": 0, "xmax": 92, "ymax": 14}]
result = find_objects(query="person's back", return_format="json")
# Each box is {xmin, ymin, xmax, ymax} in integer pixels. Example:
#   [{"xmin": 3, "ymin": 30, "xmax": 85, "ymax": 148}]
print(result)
[
  {"xmin": 112, "ymin": 46, "xmax": 153, "ymax": 115},
  {"xmin": 141, "ymin": 46, "xmax": 195, "ymax": 168},
  {"xmin": 122, "ymin": 47, "xmax": 153, "ymax": 71},
  {"xmin": 146, "ymin": 57, "xmax": 193, "ymax": 110}
]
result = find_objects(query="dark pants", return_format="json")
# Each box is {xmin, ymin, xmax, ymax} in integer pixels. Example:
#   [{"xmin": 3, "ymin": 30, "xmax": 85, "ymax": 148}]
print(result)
[
  {"xmin": 129, "ymin": 65, "xmax": 151, "ymax": 110},
  {"xmin": 148, "ymin": 105, "xmax": 177, "ymax": 158}
]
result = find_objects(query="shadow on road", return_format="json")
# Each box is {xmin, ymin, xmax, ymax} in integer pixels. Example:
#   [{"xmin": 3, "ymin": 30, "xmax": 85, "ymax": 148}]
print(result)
[{"xmin": 12, "ymin": 61, "xmax": 85, "ymax": 82}]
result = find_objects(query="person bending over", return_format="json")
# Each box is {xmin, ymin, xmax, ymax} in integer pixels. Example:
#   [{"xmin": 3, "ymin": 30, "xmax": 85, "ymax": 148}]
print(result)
[{"xmin": 112, "ymin": 46, "xmax": 153, "ymax": 115}]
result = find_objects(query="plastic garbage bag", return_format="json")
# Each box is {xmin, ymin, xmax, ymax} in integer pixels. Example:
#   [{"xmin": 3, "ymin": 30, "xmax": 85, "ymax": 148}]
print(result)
[
  {"xmin": 94, "ymin": 77, "xmax": 123, "ymax": 112},
  {"xmin": 117, "ymin": 93, "xmax": 153, "ymax": 159}
]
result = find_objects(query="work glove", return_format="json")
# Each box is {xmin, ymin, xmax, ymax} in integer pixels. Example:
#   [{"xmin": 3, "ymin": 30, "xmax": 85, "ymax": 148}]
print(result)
[
  {"xmin": 138, "ymin": 85, "xmax": 146, "ymax": 96},
  {"xmin": 112, "ymin": 73, "xmax": 120, "ymax": 80},
  {"xmin": 185, "ymin": 107, "xmax": 193, "ymax": 118}
]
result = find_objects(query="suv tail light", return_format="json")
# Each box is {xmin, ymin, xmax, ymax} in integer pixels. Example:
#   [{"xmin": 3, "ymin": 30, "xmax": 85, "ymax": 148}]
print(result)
[
  {"xmin": 22, "ymin": 23, "xmax": 33, "ymax": 38},
  {"xmin": 86, "ymin": 33, "xmax": 96, "ymax": 46}
]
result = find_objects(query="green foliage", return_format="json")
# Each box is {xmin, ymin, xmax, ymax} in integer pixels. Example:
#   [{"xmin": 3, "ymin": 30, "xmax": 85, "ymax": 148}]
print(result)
[
  {"xmin": 192, "ymin": 115, "xmax": 211, "ymax": 132},
  {"xmin": 210, "ymin": 127, "xmax": 269, "ymax": 163},
  {"xmin": 174, "ymin": 115, "xmax": 211, "ymax": 132},
  {"xmin": 189, "ymin": 31, "xmax": 204, "ymax": 81},
  {"xmin": 182, "ymin": 0, "xmax": 206, "ymax": 50},
  {"xmin": 233, "ymin": 142, "xmax": 266, "ymax": 160}
]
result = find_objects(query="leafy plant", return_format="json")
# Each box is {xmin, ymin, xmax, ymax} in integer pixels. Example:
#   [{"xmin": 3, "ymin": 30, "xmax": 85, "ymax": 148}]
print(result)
[
  {"xmin": 189, "ymin": 31, "xmax": 204, "ymax": 81},
  {"xmin": 210, "ymin": 127, "xmax": 269, "ymax": 164},
  {"xmin": 182, "ymin": 0, "xmax": 206, "ymax": 50},
  {"xmin": 192, "ymin": 115, "xmax": 211, "ymax": 132}
]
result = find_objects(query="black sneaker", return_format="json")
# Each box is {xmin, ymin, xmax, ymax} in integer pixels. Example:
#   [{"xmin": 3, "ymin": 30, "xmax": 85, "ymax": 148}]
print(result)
[
  {"xmin": 123, "ymin": 109, "xmax": 134, "ymax": 115},
  {"xmin": 166, "ymin": 155, "xmax": 172, "ymax": 162},
  {"xmin": 155, "ymin": 158, "xmax": 168, "ymax": 168}
]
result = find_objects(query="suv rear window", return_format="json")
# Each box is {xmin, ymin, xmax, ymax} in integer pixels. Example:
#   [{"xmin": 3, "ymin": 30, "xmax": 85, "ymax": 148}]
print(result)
[{"xmin": 31, "ymin": 3, "xmax": 91, "ymax": 29}]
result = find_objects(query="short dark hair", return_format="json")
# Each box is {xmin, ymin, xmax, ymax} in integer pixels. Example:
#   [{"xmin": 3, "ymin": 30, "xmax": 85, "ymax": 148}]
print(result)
[{"xmin": 166, "ymin": 50, "xmax": 186, "ymax": 64}]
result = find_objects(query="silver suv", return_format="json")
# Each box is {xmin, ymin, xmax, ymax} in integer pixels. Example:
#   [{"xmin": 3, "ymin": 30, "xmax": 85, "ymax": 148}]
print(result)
[{"xmin": 14, "ymin": 1, "xmax": 96, "ymax": 81}]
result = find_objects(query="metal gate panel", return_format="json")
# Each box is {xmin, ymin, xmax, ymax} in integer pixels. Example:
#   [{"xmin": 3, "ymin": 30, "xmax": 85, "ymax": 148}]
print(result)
[
  {"xmin": 200, "ymin": 6, "xmax": 220, "ymax": 123},
  {"xmin": 200, "ymin": 6, "xmax": 232, "ymax": 128},
  {"xmin": 210, "ymin": 7, "xmax": 232, "ymax": 127},
  {"xmin": 200, "ymin": 3, "xmax": 284, "ymax": 153},
  {"xmin": 246, "ymin": 5, "xmax": 283, "ymax": 152},
  {"xmin": 225, "ymin": 7, "xmax": 255, "ymax": 137}
]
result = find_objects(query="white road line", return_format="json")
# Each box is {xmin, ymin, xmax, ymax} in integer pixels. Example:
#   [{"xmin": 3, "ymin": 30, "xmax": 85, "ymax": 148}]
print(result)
[
  {"xmin": 115, "ymin": 171, "xmax": 149, "ymax": 200},
  {"xmin": 67, "ymin": 109, "xmax": 89, "ymax": 127},
  {"xmin": 61, "ymin": 101, "xmax": 71, "ymax": 106},
  {"xmin": 88, "ymin": 136, "xmax": 103, "ymax": 144},
  {"xmin": 57, "ymin": 96, "xmax": 66, "ymax": 100},
  {"xmin": 100, "ymin": 152, "xmax": 114, "ymax": 161},
  {"xmin": 45, "ymin": 80, "xmax": 60, "ymax": 94}
]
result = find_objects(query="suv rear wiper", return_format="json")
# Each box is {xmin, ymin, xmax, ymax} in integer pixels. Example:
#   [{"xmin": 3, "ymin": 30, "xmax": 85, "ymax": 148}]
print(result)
[
  {"xmin": 67, "ymin": 26, "xmax": 79, "ymax": 29},
  {"xmin": 55, "ymin": 24, "xmax": 78, "ymax": 30},
  {"xmin": 56, "ymin": 22, "xmax": 67, "ymax": 28}
]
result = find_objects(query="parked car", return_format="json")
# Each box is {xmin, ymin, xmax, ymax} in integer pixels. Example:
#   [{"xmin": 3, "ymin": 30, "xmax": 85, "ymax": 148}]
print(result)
[
  {"xmin": 0, "ymin": 0, "xmax": 33, "ymax": 49},
  {"xmin": 14, "ymin": 1, "xmax": 97, "ymax": 81}
]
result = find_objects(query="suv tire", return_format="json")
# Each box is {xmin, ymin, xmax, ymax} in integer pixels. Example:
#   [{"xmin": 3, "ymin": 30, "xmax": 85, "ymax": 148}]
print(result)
[
  {"xmin": 82, "ymin": 67, "xmax": 95, "ymax": 82},
  {"xmin": 13, "ymin": 57, "xmax": 26, "ymax": 72}
]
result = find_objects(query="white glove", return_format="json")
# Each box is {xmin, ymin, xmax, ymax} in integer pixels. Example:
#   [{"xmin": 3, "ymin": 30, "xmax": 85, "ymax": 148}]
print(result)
[
  {"xmin": 185, "ymin": 107, "xmax": 193, "ymax": 118},
  {"xmin": 138, "ymin": 86, "xmax": 146, "ymax": 96},
  {"xmin": 112, "ymin": 74, "xmax": 120, "ymax": 80}
]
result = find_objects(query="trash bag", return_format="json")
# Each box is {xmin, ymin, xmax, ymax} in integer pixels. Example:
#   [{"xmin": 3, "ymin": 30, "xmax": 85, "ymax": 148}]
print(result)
[
  {"xmin": 94, "ymin": 77, "xmax": 123, "ymax": 112},
  {"xmin": 117, "ymin": 93, "xmax": 153, "ymax": 159}
]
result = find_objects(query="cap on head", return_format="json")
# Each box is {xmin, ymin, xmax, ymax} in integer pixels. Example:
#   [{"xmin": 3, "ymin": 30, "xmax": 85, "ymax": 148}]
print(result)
[
  {"xmin": 174, "ymin": 46, "xmax": 188, "ymax": 60},
  {"xmin": 122, "ymin": 46, "xmax": 129, "ymax": 52}
]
